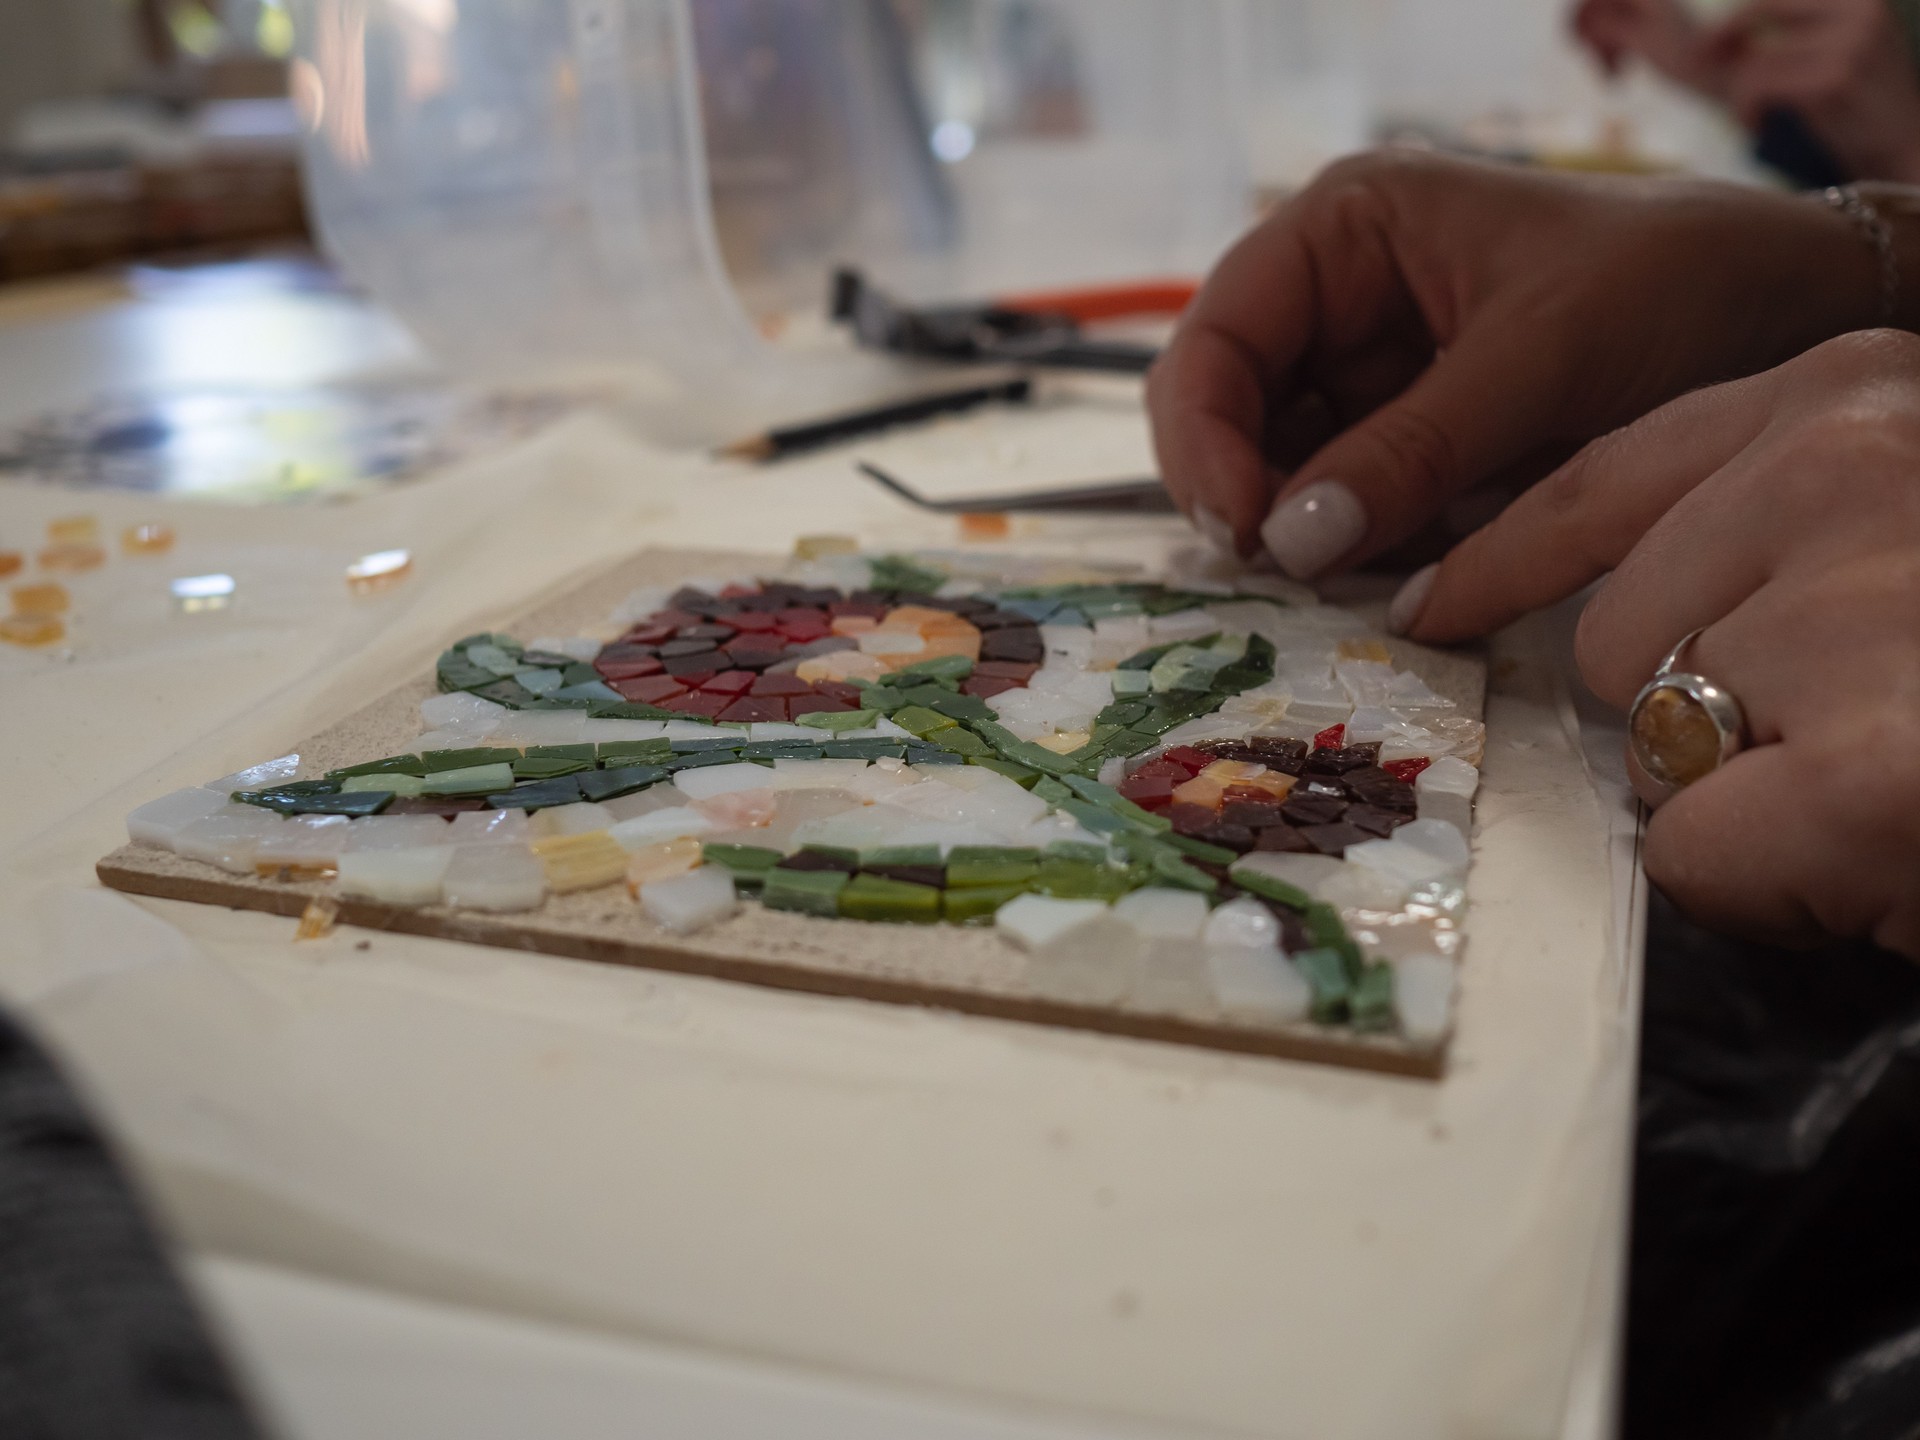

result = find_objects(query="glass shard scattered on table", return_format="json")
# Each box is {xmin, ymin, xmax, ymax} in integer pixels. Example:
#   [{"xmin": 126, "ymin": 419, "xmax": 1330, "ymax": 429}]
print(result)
[
  {"xmin": 958, "ymin": 512, "xmax": 1011, "ymax": 541},
  {"xmin": 295, "ymin": 896, "xmax": 340, "ymax": 940},
  {"xmin": 0, "ymin": 614, "xmax": 64, "ymax": 647},
  {"xmin": 38, "ymin": 543, "xmax": 106, "ymax": 573},
  {"xmin": 122, "ymin": 523, "xmax": 176, "ymax": 556},
  {"xmin": 12, "ymin": 583, "xmax": 69, "ymax": 616},
  {"xmin": 47, "ymin": 516, "xmax": 99, "ymax": 545},
  {"xmin": 172, "ymin": 573, "xmax": 236, "ymax": 614},
  {"xmin": 346, "ymin": 548, "xmax": 413, "ymax": 595}
]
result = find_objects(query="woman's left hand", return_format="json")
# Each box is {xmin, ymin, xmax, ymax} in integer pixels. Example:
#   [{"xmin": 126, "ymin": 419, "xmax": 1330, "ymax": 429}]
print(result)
[{"xmin": 1392, "ymin": 329, "xmax": 1920, "ymax": 957}]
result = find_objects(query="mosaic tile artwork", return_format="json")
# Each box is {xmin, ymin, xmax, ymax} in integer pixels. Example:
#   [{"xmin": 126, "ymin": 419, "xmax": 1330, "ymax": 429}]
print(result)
[{"xmin": 103, "ymin": 550, "xmax": 1484, "ymax": 1072}]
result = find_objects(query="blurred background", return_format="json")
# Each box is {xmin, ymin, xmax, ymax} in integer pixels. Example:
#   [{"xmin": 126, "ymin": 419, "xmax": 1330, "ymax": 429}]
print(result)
[
  {"xmin": 0, "ymin": 0, "xmax": 1752, "ymax": 299},
  {"xmin": 0, "ymin": 0, "xmax": 1770, "ymax": 486}
]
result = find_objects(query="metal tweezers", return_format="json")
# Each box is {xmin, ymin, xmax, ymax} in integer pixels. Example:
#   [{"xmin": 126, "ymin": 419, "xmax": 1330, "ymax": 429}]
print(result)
[{"xmin": 857, "ymin": 460, "xmax": 1175, "ymax": 513}]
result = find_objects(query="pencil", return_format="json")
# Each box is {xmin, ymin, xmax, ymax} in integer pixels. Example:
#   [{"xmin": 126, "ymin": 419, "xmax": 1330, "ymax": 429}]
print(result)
[{"xmin": 718, "ymin": 377, "xmax": 1032, "ymax": 462}]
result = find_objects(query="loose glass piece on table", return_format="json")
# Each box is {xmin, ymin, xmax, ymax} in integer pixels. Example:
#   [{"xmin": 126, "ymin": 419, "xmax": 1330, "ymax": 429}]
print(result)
[
  {"xmin": 346, "ymin": 549, "xmax": 414, "ymax": 594},
  {"xmin": 12, "ymin": 582, "xmax": 70, "ymax": 615},
  {"xmin": 122, "ymin": 523, "xmax": 176, "ymax": 555},
  {"xmin": 47, "ymin": 516, "xmax": 99, "ymax": 544},
  {"xmin": 958, "ymin": 512, "xmax": 1012, "ymax": 540},
  {"xmin": 172, "ymin": 573, "xmax": 236, "ymax": 613},
  {"xmin": 38, "ymin": 543, "xmax": 106, "ymax": 573},
  {"xmin": 295, "ymin": 896, "xmax": 340, "ymax": 940},
  {"xmin": 0, "ymin": 614, "xmax": 65, "ymax": 647}
]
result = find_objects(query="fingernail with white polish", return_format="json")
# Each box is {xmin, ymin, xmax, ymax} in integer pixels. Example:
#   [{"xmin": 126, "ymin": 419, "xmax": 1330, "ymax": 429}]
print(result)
[
  {"xmin": 1193, "ymin": 504, "xmax": 1238, "ymax": 557},
  {"xmin": 1387, "ymin": 562, "xmax": 1439, "ymax": 636},
  {"xmin": 1258, "ymin": 480, "xmax": 1368, "ymax": 580}
]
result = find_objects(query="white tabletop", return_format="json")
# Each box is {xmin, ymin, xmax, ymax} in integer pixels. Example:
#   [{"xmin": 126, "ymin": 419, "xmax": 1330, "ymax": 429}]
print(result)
[{"xmin": 0, "ymin": 267, "xmax": 1643, "ymax": 1440}]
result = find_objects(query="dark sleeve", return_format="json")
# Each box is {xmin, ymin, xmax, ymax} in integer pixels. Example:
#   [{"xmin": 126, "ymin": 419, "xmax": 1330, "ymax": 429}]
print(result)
[{"xmin": 0, "ymin": 1010, "xmax": 264, "ymax": 1440}]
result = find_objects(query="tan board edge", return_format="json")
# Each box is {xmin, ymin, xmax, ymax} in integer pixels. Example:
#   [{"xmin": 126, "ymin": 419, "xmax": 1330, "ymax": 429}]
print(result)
[{"xmin": 97, "ymin": 851, "xmax": 1446, "ymax": 1081}]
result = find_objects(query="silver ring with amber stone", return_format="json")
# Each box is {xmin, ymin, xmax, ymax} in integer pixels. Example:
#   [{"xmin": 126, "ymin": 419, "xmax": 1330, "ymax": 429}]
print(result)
[{"xmin": 1628, "ymin": 628, "xmax": 1747, "ymax": 799}]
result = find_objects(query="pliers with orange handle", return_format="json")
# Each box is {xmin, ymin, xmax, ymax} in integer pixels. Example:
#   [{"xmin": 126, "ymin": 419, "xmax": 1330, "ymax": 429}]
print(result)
[{"xmin": 830, "ymin": 267, "xmax": 1197, "ymax": 374}]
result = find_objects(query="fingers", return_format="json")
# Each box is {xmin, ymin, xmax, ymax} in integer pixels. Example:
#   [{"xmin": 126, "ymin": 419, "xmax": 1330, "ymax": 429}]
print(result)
[
  {"xmin": 1652, "ymin": 547, "xmax": 1920, "ymax": 747},
  {"xmin": 1154, "ymin": 153, "xmax": 1524, "ymax": 572},
  {"xmin": 1642, "ymin": 742, "xmax": 1834, "ymax": 947},
  {"xmin": 1256, "ymin": 317, "xmax": 1584, "ymax": 580},
  {"xmin": 1395, "ymin": 368, "xmax": 1781, "ymax": 646},
  {"xmin": 1648, "ymin": 731, "xmax": 1920, "ymax": 958},
  {"xmin": 1148, "ymin": 212, "xmax": 1327, "ymax": 552},
  {"xmin": 1148, "ymin": 322, "xmax": 1281, "ymax": 546}
]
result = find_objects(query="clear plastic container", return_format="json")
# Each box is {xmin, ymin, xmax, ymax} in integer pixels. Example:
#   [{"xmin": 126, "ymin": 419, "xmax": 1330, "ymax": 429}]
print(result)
[{"xmin": 287, "ymin": 0, "xmax": 1253, "ymax": 441}]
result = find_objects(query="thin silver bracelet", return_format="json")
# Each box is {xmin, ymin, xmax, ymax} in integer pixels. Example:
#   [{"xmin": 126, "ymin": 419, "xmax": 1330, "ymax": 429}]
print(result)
[{"xmin": 1819, "ymin": 184, "xmax": 1900, "ymax": 327}]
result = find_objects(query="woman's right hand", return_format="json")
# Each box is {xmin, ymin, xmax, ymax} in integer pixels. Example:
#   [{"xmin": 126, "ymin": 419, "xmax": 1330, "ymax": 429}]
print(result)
[{"xmin": 1147, "ymin": 149, "xmax": 1886, "ymax": 579}]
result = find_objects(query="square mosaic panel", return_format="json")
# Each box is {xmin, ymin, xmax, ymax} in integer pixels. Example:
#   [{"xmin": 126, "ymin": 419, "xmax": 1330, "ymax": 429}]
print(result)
[{"xmin": 99, "ymin": 549, "xmax": 1484, "ymax": 1077}]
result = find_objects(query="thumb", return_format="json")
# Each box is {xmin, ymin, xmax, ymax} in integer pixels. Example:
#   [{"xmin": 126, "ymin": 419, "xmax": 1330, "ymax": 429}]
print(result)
[{"xmin": 1256, "ymin": 323, "xmax": 1574, "ymax": 580}]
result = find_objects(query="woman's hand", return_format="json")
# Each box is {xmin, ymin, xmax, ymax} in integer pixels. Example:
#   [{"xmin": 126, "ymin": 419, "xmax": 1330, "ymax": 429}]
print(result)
[
  {"xmin": 1571, "ymin": 0, "xmax": 1730, "ymax": 98},
  {"xmin": 1395, "ymin": 330, "xmax": 1920, "ymax": 957},
  {"xmin": 1147, "ymin": 149, "xmax": 1883, "ymax": 580},
  {"xmin": 1710, "ymin": 0, "xmax": 1920, "ymax": 183}
]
